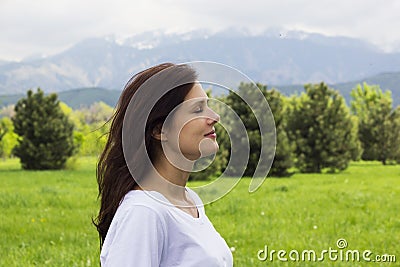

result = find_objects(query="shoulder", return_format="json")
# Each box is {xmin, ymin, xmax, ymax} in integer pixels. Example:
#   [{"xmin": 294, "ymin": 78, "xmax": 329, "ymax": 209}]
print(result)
[
  {"xmin": 117, "ymin": 190, "xmax": 170, "ymax": 218},
  {"xmin": 101, "ymin": 191, "xmax": 169, "ymax": 266},
  {"xmin": 110, "ymin": 190, "xmax": 170, "ymax": 236}
]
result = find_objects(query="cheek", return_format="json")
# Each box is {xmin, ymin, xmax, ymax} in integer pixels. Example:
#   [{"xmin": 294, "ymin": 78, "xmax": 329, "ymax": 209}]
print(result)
[
  {"xmin": 178, "ymin": 120, "xmax": 204, "ymax": 142},
  {"xmin": 180, "ymin": 121, "xmax": 199, "ymax": 139}
]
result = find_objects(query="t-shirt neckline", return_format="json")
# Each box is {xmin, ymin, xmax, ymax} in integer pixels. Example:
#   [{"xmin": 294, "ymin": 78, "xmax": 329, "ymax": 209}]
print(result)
[{"xmin": 131, "ymin": 188, "xmax": 202, "ymax": 221}]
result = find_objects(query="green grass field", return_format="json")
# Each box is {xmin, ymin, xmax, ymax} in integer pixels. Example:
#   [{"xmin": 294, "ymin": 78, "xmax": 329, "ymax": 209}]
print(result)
[{"xmin": 0, "ymin": 157, "xmax": 399, "ymax": 266}]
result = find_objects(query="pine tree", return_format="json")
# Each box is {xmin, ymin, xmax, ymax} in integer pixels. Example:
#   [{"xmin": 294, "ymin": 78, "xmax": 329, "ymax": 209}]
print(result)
[
  {"xmin": 264, "ymin": 88, "xmax": 294, "ymax": 177},
  {"xmin": 287, "ymin": 82, "xmax": 361, "ymax": 173},
  {"xmin": 350, "ymin": 83, "xmax": 399, "ymax": 164},
  {"xmin": 12, "ymin": 88, "xmax": 75, "ymax": 169},
  {"xmin": 390, "ymin": 106, "xmax": 400, "ymax": 163},
  {"xmin": 219, "ymin": 83, "xmax": 281, "ymax": 177},
  {"xmin": 387, "ymin": 106, "xmax": 400, "ymax": 163}
]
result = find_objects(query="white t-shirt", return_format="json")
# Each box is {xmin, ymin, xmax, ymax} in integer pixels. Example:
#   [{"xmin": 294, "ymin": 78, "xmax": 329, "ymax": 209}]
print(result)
[{"xmin": 100, "ymin": 188, "xmax": 233, "ymax": 267}]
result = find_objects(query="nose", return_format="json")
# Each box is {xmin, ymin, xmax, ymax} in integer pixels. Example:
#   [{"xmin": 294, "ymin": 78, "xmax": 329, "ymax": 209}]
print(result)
[{"xmin": 207, "ymin": 108, "xmax": 220, "ymax": 124}]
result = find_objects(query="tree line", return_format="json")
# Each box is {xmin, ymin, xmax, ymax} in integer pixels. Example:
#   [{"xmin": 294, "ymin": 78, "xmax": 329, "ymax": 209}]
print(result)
[
  {"xmin": 0, "ymin": 82, "xmax": 399, "ymax": 179},
  {"xmin": 0, "ymin": 89, "xmax": 112, "ymax": 168}
]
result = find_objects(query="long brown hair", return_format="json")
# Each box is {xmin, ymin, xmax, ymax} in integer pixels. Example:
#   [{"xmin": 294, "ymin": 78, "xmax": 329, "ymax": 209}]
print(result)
[{"xmin": 94, "ymin": 63, "xmax": 198, "ymax": 246}]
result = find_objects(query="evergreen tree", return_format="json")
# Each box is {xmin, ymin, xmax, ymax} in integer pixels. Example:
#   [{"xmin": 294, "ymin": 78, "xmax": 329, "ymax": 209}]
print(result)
[
  {"xmin": 12, "ymin": 88, "xmax": 75, "ymax": 169},
  {"xmin": 350, "ymin": 83, "xmax": 399, "ymax": 164},
  {"xmin": 287, "ymin": 82, "xmax": 361, "ymax": 173},
  {"xmin": 390, "ymin": 106, "xmax": 400, "ymax": 163},
  {"xmin": 264, "ymin": 88, "xmax": 294, "ymax": 177},
  {"xmin": 219, "ymin": 83, "xmax": 278, "ymax": 177},
  {"xmin": 387, "ymin": 106, "xmax": 400, "ymax": 163}
]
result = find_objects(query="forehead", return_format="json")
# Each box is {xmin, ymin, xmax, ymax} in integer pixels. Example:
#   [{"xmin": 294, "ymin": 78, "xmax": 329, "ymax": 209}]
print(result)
[{"xmin": 184, "ymin": 83, "xmax": 207, "ymax": 101}]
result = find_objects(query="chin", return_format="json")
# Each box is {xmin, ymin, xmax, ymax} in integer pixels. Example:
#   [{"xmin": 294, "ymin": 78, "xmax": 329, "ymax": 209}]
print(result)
[{"xmin": 199, "ymin": 142, "xmax": 219, "ymax": 158}]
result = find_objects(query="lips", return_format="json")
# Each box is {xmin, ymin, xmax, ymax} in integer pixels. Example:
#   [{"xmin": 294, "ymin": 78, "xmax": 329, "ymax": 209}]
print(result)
[
  {"xmin": 204, "ymin": 129, "xmax": 215, "ymax": 136},
  {"xmin": 204, "ymin": 130, "xmax": 217, "ymax": 138}
]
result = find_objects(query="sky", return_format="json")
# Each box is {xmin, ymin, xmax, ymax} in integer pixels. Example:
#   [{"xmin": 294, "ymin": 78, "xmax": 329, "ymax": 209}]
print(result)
[{"xmin": 1, "ymin": 0, "xmax": 399, "ymax": 61}]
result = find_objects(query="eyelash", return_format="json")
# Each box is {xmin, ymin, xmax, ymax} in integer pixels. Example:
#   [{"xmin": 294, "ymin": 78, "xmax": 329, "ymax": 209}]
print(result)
[{"xmin": 194, "ymin": 106, "xmax": 204, "ymax": 113}]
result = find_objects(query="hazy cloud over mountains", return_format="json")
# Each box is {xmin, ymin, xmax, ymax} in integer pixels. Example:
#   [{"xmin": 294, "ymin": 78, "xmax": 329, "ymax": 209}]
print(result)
[{"xmin": 1, "ymin": 0, "xmax": 400, "ymax": 61}]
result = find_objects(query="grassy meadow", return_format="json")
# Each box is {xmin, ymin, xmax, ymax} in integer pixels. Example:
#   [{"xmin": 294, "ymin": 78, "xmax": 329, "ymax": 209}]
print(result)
[{"xmin": 0, "ymin": 157, "xmax": 399, "ymax": 266}]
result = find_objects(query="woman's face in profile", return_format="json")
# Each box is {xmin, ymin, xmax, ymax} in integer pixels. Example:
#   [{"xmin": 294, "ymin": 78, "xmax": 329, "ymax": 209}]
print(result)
[{"xmin": 163, "ymin": 83, "xmax": 220, "ymax": 161}]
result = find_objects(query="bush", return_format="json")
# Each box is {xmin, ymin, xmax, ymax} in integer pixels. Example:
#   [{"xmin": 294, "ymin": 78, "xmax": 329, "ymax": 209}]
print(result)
[{"xmin": 12, "ymin": 88, "xmax": 75, "ymax": 170}]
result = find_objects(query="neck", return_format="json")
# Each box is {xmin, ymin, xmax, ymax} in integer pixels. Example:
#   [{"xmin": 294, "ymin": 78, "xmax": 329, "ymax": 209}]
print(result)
[{"xmin": 139, "ymin": 152, "xmax": 194, "ymax": 200}]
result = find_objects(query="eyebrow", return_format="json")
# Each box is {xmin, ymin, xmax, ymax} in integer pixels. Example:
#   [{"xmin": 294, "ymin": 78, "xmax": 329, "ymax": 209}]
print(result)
[{"xmin": 190, "ymin": 99, "xmax": 209, "ymax": 107}]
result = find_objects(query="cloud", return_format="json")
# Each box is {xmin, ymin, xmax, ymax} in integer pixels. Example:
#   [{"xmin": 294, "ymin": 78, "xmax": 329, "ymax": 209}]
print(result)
[{"xmin": 0, "ymin": 0, "xmax": 399, "ymax": 61}]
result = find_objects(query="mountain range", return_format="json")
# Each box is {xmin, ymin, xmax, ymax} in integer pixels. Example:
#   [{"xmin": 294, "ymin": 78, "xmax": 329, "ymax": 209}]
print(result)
[
  {"xmin": 0, "ymin": 28, "xmax": 399, "ymax": 108},
  {"xmin": 1, "ymin": 71, "xmax": 399, "ymax": 110}
]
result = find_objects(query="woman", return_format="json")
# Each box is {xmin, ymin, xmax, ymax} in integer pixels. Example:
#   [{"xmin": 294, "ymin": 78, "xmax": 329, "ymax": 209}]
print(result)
[{"xmin": 94, "ymin": 63, "xmax": 233, "ymax": 266}]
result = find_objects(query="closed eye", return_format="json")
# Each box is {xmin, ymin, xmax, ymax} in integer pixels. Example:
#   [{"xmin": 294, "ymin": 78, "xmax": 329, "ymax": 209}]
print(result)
[
  {"xmin": 194, "ymin": 106, "xmax": 204, "ymax": 113},
  {"xmin": 191, "ymin": 98, "xmax": 209, "ymax": 113}
]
